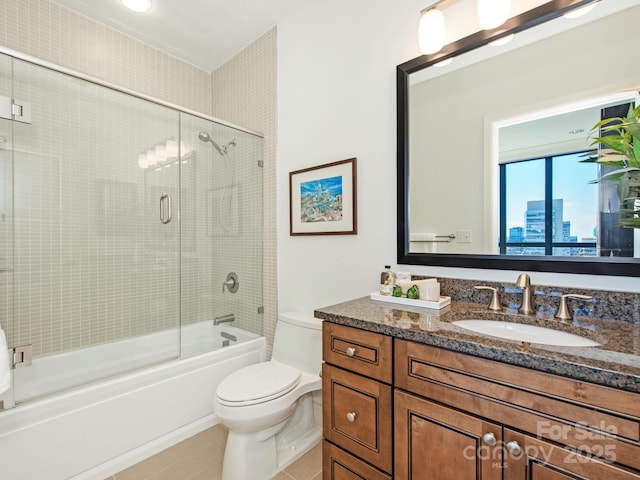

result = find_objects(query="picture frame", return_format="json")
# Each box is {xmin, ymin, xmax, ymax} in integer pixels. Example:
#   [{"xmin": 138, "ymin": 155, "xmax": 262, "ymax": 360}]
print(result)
[{"xmin": 289, "ymin": 157, "xmax": 357, "ymax": 235}]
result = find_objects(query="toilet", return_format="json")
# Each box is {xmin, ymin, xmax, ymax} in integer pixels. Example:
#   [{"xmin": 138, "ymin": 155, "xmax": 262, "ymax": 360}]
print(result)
[{"xmin": 214, "ymin": 312, "xmax": 323, "ymax": 480}]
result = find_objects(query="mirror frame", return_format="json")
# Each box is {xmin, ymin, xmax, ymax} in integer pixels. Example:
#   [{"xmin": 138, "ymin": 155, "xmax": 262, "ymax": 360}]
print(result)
[{"xmin": 396, "ymin": 0, "xmax": 640, "ymax": 277}]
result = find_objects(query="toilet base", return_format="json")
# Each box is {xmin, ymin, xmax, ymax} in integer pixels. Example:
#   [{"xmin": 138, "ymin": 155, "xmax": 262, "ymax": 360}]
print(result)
[
  {"xmin": 274, "ymin": 426, "xmax": 322, "ymax": 476},
  {"xmin": 220, "ymin": 394, "xmax": 322, "ymax": 480}
]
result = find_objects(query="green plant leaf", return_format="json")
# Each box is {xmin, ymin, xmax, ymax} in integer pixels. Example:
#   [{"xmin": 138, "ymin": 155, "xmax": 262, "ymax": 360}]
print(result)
[
  {"xmin": 588, "ymin": 108, "xmax": 640, "ymax": 228},
  {"xmin": 617, "ymin": 173, "xmax": 630, "ymax": 204},
  {"xmin": 593, "ymin": 135, "xmax": 629, "ymax": 154}
]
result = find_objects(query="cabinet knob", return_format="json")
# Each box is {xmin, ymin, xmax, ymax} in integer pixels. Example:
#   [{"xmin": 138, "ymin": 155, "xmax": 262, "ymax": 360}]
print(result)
[
  {"xmin": 506, "ymin": 441, "xmax": 522, "ymax": 456},
  {"xmin": 345, "ymin": 347, "xmax": 357, "ymax": 357},
  {"xmin": 346, "ymin": 412, "xmax": 357, "ymax": 423},
  {"xmin": 482, "ymin": 432, "xmax": 497, "ymax": 446}
]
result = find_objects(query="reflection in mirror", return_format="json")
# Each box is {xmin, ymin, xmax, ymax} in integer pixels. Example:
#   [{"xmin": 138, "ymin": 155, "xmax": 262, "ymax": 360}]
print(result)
[
  {"xmin": 398, "ymin": 0, "xmax": 640, "ymax": 276},
  {"xmin": 497, "ymin": 94, "xmax": 638, "ymax": 258}
]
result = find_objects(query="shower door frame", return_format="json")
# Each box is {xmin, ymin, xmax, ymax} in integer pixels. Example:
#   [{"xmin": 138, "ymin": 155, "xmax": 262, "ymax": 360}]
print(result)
[{"xmin": 0, "ymin": 45, "xmax": 264, "ymax": 409}]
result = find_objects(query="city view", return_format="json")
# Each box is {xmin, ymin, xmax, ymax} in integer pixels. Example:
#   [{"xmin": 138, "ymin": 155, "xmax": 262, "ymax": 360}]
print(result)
[{"xmin": 502, "ymin": 152, "xmax": 599, "ymax": 256}]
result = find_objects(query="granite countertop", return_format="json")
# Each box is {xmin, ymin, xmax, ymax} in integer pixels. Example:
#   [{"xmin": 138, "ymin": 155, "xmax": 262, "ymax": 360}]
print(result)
[{"xmin": 314, "ymin": 296, "xmax": 640, "ymax": 393}]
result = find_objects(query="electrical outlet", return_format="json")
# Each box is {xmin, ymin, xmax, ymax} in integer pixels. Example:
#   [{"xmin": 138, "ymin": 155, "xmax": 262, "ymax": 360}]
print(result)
[{"xmin": 457, "ymin": 230, "xmax": 472, "ymax": 243}]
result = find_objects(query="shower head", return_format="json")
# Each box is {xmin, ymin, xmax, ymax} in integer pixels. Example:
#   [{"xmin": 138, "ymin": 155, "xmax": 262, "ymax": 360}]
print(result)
[{"xmin": 198, "ymin": 130, "xmax": 225, "ymax": 156}]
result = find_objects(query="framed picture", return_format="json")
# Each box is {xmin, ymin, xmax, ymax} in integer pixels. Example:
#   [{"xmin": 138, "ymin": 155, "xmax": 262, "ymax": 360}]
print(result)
[{"xmin": 289, "ymin": 157, "xmax": 357, "ymax": 235}]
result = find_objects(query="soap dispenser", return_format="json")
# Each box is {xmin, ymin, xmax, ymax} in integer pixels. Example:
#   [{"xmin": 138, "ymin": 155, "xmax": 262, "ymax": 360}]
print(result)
[{"xmin": 379, "ymin": 265, "xmax": 394, "ymax": 296}]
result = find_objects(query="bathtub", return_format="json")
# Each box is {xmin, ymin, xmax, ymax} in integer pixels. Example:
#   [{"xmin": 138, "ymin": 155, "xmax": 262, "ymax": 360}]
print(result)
[{"xmin": 0, "ymin": 321, "xmax": 266, "ymax": 480}]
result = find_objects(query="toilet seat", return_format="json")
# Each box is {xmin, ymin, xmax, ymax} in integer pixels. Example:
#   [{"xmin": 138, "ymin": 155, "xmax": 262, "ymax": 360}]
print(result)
[{"xmin": 216, "ymin": 361, "xmax": 302, "ymax": 407}]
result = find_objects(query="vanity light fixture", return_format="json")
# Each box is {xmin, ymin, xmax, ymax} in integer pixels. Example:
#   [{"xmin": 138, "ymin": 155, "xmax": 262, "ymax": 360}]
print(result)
[
  {"xmin": 418, "ymin": 7, "xmax": 446, "ymax": 55},
  {"xmin": 145, "ymin": 149, "xmax": 158, "ymax": 166},
  {"xmin": 563, "ymin": 1, "xmax": 598, "ymax": 19},
  {"xmin": 489, "ymin": 33, "xmax": 515, "ymax": 47},
  {"xmin": 419, "ymin": 0, "xmax": 513, "ymax": 55},
  {"xmin": 122, "ymin": 0, "xmax": 152, "ymax": 13},
  {"xmin": 477, "ymin": 0, "xmax": 511, "ymax": 30},
  {"xmin": 434, "ymin": 57, "xmax": 453, "ymax": 67},
  {"xmin": 137, "ymin": 153, "xmax": 148, "ymax": 169},
  {"xmin": 139, "ymin": 138, "xmax": 193, "ymax": 169}
]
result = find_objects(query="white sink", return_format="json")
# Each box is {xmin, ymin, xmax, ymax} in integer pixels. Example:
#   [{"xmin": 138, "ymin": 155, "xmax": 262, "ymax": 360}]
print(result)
[{"xmin": 452, "ymin": 320, "xmax": 600, "ymax": 347}]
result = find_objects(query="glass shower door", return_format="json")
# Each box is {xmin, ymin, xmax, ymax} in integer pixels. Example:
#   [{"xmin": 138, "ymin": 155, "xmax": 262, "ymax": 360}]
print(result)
[
  {"xmin": 179, "ymin": 113, "xmax": 263, "ymax": 358},
  {"xmin": 0, "ymin": 53, "xmax": 13, "ymax": 408},
  {"xmin": 10, "ymin": 58, "xmax": 181, "ymax": 403}
]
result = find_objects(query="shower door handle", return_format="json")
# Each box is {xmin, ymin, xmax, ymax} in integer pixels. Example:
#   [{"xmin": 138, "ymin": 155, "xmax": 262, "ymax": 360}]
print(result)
[{"xmin": 160, "ymin": 194, "xmax": 172, "ymax": 224}]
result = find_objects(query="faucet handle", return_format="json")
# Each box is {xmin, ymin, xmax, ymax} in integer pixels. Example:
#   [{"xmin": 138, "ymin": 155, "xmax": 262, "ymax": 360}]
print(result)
[
  {"xmin": 554, "ymin": 293, "xmax": 592, "ymax": 320},
  {"xmin": 474, "ymin": 286, "xmax": 503, "ymax": 311}
]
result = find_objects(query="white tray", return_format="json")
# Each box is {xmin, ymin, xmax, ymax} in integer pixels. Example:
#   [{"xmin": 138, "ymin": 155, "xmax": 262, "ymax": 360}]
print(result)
[{"xmin": 370, "ymin": 292, "xmax": 451, "ymax": 309}]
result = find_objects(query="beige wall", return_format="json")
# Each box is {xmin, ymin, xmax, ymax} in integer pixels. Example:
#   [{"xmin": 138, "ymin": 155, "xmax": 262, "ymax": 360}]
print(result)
[
  {"xmin": 0, "ymin": 0, "xmax": 212, "ymax": 114},
  {"xmin": 211, "ymin": 29, "xmax": 278, "ymax": 357}
]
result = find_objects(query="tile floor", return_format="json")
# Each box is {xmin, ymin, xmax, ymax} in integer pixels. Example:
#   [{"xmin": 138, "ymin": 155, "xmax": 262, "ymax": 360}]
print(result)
[{"xmin": 105, "ymin": 425, "xmax": 322, "ymax": 480}]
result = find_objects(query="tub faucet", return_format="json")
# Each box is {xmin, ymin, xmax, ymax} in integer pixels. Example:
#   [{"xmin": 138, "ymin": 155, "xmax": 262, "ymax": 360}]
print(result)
[
  {"xmin": 516, "ymin": 273, "xmax": 535, "ymax": 315},
  {"xmin": 214, "ymin": 313, "xmax": 235, "ymax": 325}
]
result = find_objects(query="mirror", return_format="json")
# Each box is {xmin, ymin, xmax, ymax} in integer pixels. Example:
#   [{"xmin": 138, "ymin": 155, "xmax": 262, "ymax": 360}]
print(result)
[{"xmin": 397, "ymin": 0, "xmax": 640, "ymax": 276}]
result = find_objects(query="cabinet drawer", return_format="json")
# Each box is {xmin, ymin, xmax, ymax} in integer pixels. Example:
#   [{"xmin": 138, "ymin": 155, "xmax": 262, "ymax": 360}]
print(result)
[
  {"xmin": 395, "ymin": 339, "xmax": 640, "ymax": 441},
  {"xmin": 323, "ymin": 441, "xmax": 391, "ymax": 480},
  {"xmin": 395, "ymin": 339, "xmax": 640, "ymax": 471},
  {"xmin": 323, "ymin": 363, "xmax": 393, "ymax": 473},
  {"xmin": 323, "ymin": 322, "xmax": 392, "ymax": 383}
]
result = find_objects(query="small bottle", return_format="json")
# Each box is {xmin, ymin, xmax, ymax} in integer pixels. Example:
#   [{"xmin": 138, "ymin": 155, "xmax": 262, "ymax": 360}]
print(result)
[{"xmin": 379, "ymin": 265, "xmax": 394, "ymax": 296}]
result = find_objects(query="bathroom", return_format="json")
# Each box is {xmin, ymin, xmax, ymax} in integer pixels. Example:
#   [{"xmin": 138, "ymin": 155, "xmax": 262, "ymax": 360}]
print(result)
[{"xmin": 1, "ymin": 0, "xmax": 639, "ymax": 479}]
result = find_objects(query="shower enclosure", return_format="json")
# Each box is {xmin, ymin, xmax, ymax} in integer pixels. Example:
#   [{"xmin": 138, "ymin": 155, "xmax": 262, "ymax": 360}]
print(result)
[{"xmin": 0, "ymin": 51, "xmax": 263, "ymax": 408}]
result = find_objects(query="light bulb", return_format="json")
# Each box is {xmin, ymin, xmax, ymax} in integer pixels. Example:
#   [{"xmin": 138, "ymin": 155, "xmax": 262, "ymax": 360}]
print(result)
[
  {"xmin": 122, "ymin": 0, "xmax": 151, "ymax": 13},
  {"xmin": 180, "ymin": 140, "xmax": 192, "ymax": 158},
  {"xmin": 434, "ymin": 58, "xmax": 453, "ymax": 68},
  {"xmin": 145, "ymin": 149, "xmax": 157, "ymax": 166},
  {"xmin": 477, "ymin": 0, "xmax": 511, "ymax": 30},
  {"xmin": 137, "ymin": 153, "xmax": 148, "ymax": 169},
  {"xmin": 489, "ymin": 33, "xmax": 515, "ymax": 47},
  {"xmin": 155, "ymin": 144, "xmax": 167, "ymax": 163},
  {"xmin": 165, "ymin": 139, "xmax": 179, "ymax": 157},
  {"xmin": 418, "ymin": 8, "xmax": 446, "ymax": 55},
  {"xmin": 564, "ymin": 2, "xmax": 597, "ymax": 19}
]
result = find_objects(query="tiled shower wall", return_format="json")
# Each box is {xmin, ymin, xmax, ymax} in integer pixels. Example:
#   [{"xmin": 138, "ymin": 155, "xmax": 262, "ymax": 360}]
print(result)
[
  {"xmin": 0, "ymin": 0, "xmax": 272, "ymax": 356},
  {"xmin": 211, "ymin": 29, "xmax": 277, "ymax": 356},
  {"xmin": 0, "ymin": 0, "xmax": 212, "ymax": 115}
]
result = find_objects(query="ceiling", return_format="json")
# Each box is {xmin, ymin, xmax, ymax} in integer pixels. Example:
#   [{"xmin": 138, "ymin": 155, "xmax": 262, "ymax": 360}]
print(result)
[{"xmin": 52, "ymin": 0, "xmax": 312, "ymax": 71}]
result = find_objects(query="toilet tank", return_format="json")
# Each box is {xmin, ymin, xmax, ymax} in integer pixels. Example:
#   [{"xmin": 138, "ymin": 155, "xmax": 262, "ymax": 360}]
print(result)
[{"xmin": 272, "ymin": 312, "xmax": 323, "ymax": 375}]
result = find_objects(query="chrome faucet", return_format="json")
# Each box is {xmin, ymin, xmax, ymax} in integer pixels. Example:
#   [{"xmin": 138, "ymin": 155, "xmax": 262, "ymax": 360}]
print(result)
[
  {"xmin": 516, "ymin": 273, "xmax": 534, "ymax": 315},
  {"xmin": 214, "ymin": 313, "xmax": 235, "ymax": 325}
]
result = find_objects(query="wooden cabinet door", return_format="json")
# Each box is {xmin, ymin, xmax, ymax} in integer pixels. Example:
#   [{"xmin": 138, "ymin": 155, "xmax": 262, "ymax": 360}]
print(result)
[
  {"xmin": 503, "ymin": 429, "xmax": 640, "ymax": 480},
  {"xmin": 323, "ymin": 441, "xmax": 391, "ymax": 480},
  {"xmin": 395, "ymin": 390, "xmax": 502, "ymax": 480}
]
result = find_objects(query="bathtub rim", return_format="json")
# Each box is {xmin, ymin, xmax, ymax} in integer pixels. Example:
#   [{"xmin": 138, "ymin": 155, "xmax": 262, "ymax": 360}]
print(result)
[{"xmin": 0, "ymin": 334, "xmax": 266, "ymax": 434}]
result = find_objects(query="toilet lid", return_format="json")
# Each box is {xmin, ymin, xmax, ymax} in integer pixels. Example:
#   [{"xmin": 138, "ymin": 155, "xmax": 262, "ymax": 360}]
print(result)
[{"xmin": 216, "ymin": 362, "xmax": 301, "ymax": 406}]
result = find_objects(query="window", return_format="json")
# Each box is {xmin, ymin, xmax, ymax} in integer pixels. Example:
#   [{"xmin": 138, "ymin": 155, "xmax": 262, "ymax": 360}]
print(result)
[{"xmin": 499, "ymin": 152, "xmax": 598, "ymax": 256}]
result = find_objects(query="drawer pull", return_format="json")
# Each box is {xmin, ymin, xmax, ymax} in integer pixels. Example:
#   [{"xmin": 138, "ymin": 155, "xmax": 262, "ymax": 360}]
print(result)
[
  {"xmin": 482, "ymin": 432, "xmax": 497, "ymax": 446},
  {"xmin": 346, "ymin": 412, "xmax": 357, "ymax": 423},
  {"xmin": 506, "ymin": 441, "xmax": 522, "ymax": 456},
  {"xmin": 345, "ymin": 347, "xmax": 357, "ymax": 357}
]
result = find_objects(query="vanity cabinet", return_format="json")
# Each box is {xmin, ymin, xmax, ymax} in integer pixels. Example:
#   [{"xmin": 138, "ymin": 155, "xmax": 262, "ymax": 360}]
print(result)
[
  {"xmin": 394, "ymin": 389, "xmax": 502, "ymax": 480},
  {"xmin": 322, "ymin": 320, "xmax": 640, "ymax": 479},
  {"xmin": 322, "ymin": 322, "xmax": 393, "ymax": 479},
  {"xmin": 395, "ymin": 339, "xmax": 640, "ymax": 480}
]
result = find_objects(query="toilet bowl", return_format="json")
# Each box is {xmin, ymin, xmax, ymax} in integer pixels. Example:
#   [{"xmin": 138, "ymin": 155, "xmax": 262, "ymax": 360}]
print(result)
[{"xmin": 214, "ymin": 312, "xmax": 323, "ymax": 480}]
